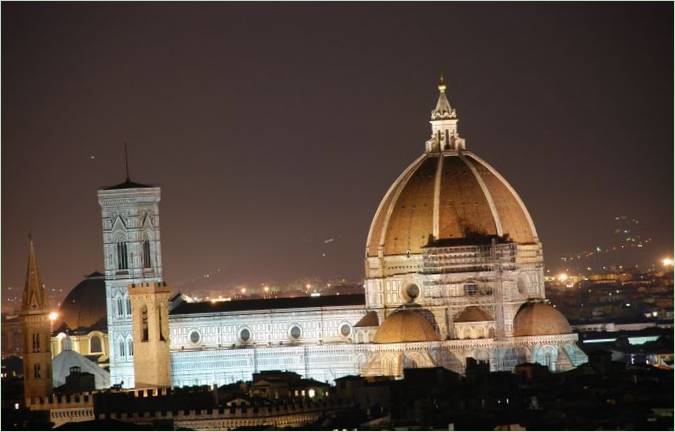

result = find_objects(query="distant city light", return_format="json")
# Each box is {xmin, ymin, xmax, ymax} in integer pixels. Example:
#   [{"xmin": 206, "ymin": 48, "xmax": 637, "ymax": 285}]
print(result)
[
  {"xmin": 310, "ymin": 292, "xmax": 321, "ymax": 297},
  {"xmin": 661, "ymin": 257, "xmax": 673, "ymax": 267},
  {"xmin": 240, "ymin": 287, "xmax": 247, "ymax": 294},
  {"xmin": 557, "ymin": 273, "xmax": 568, "ymax": 283},
  {"xmin": 48, "ymin": 311, "xmax": 59, "ymax": 321}
]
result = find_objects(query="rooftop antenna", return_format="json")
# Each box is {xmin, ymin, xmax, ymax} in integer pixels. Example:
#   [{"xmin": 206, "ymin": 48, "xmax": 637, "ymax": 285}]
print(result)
[{"xmin": 124, "ymin": 142, "xmax": 130, "ymax": 182}]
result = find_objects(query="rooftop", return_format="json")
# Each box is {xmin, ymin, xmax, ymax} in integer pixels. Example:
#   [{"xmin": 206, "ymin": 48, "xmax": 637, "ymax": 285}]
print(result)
[
  {"xmin": 101, "ymin": 179, "xmax": 154, "ymax": 190},
  {"xmin": 170, "ymin": 293, "xmax": 365, "ymax": 315}
]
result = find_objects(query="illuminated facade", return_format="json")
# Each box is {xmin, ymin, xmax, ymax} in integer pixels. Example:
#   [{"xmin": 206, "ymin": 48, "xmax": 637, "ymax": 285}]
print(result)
[{"xmin": 101, "ymin": 80, "xmax": 586, "ymax": 388}]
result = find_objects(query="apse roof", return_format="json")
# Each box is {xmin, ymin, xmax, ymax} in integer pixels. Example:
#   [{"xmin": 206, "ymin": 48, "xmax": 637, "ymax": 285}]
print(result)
[{"xmin": 170, "ymin": 294, "xmax": 365, "ymax": 316}]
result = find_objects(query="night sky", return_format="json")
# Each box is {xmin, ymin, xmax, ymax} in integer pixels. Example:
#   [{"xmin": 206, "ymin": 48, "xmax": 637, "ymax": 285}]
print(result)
[{"xmin": 3, "ymin": 3, "xmax": 673, "ymax": 303}]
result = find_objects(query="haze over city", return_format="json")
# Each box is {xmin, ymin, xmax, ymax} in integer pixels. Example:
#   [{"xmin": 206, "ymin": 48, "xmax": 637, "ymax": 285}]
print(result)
[{"xmin": 3, "ymin": 3, "xmax": 672, "ymax": 303}]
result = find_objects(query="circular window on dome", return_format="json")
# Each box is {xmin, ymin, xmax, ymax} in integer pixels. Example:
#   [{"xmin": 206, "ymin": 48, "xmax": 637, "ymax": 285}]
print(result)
[
  {"xmin": 404, "ymin": 284, "xmax": 420, "ymax": 301},
  {"xmin": 340, "ymin": 324, "xmax": 351, "ymax": 337},
  {"xmin": 189, "ymin": 330, "xmax": 201, "ymax": 344},
  {"xmin": 289, "ymin": 325, "xmax": 302, "ymax": 340},
  {"xmin": 239, "ymin": 328, "xmax": 251, "ymax": 343}
]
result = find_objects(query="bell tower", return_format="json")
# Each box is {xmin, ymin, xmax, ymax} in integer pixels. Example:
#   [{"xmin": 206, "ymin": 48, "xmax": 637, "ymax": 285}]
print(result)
[
  {"xmin": 20, "ymin": 236, "xmax": 52, "ymax": 402},
  {"xmin": 97, "ymin": 148, "xmax": 163, "ymax": 388},
  {"xmin": 129, "ymin": 281, "xmax": 171, "ymax": 388}
]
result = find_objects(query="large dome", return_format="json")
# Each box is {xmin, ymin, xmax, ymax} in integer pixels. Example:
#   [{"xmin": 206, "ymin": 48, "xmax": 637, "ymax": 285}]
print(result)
[
  {"xmin": 513, "ymin": 302, "xmax": 572, "ymax": 337},
  {"xmin": 366, "ymin": 80, "xmax": 538, "ymax": 258},
  {"xmin": 56, "ymin": 271, "xmax": 107, "ymax": 332},
  {"xmin": 455, "ymin": 306, "xmax": 492, "ymax": 322},
  {"xmin": 366, "ymin": 151, "xmax": 538, "ymax": 257},
  {"xmin": 374, "ymin": 308, "xmax": 439, "ymax": 344}
]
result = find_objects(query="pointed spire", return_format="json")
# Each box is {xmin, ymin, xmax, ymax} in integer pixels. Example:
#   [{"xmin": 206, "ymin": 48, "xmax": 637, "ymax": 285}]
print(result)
[
  {"xmin": 22, "ymin": 235, "xmax": 46, "ymax": 312},
  {"xmin": 124, "ymin": 142, "xmax": 130, "ymax": 182},
  {"xmin": 431, "ymin": 74, "xmax": 456, "ymax": 121},
  {"xmin": 426, "ymin": 75, "xmax": 466, "ymax": 153},
  {"xmin": 102, "ymin": 143, "xmax": 152, "ymax": 190}
]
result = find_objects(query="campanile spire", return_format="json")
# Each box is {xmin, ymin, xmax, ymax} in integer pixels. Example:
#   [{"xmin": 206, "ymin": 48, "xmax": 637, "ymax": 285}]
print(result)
[
  {"xmin": 426, "ymin": 75, "xmax": 466, "ymax": 152},
  {"xmin": 20, "ymin": 235, "xmax": 53, "ymax": 401},
  {"xmin": 22, "ymin": 235, "xmax": 46, "ymax": 312}
]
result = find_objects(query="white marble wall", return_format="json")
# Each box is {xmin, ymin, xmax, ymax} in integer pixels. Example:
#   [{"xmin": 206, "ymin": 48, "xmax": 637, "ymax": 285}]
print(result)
[{"xmin": 98, "ymin": 187, "xmax": 163, "ymax": 388}]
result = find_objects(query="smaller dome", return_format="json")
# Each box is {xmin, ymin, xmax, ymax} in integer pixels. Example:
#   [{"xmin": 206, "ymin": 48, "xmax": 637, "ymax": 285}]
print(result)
[
  {"xmin": 455, "ymin": 306, "xmax": 491, "ymax": 322},
  {"xmin": 374, "ymin": 308, "xmax": 439, "ymax": 344},
  {"xmin": 513, "ymin": 302, "xmax": 572, "ymax": 337},
  {"xmin": 354, "ymin": 311, "xmax": 379, "ymax": 328},
  {"xmin": 57, "ymin": 272, "xmax": 107, "ymax": 332}
]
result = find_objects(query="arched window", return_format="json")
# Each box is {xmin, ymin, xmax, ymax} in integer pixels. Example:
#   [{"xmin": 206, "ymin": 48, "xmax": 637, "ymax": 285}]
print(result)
[
  {"xmin": 32, "ymin": 334, "xmax": 40, "ymax": 352},
  {"xmin": 34, "ymin": 363, "xmax": 41, "ymax": 378},
  {"xmin": 118, "ymin": 339, "xmax": 125, "ymax": 358},
  {"xmin": 117, "ymin": 242, "xmax": 129, "ymax": 270},
  {"xmin": 142, "ymin": 240, "xmax": 152, "ymax": 269},
  {"xmin": 141, "ymin": 306, "xmax": 149, "ymax": 342},
  {"xmin": 126, "ymin": 297, "xmax": 132, "ymax": 316},
  {"xmin": 89, "ymin": 335, "xmax": 102, "ymax": 353},
  {"xmin": 158, "ymin": 308, "xmax": 166, "ymax": 342},
  {"xmin": 117, "ymin": 296, "xmax": 124, "ymax": 317},
  {"xmin": 127, "ymin": 339, "xmax": 133, "ymax": 357},
  {"xmin": 62, "ymin": 336, "xmax": 72, "ymax": 351}
]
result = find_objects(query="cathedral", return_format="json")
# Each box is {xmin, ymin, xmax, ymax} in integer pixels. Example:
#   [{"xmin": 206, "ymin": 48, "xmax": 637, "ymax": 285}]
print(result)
[{"xmin": 26, "ymin": 79, "xmax": 588, "ymax": 393}]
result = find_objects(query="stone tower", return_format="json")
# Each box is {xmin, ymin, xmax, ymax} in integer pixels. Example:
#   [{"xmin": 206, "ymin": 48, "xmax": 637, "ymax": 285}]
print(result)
[
  {"xmin": 21, "ymin": 236, "xmax": 52, "ymax": 402},
  {"xmin": 129, "ymin": 281, "xmax": 171, "ymax": 388},
  {"xmin": 97, "ymin": 162, "xmax": 163, "ymax": 388}
]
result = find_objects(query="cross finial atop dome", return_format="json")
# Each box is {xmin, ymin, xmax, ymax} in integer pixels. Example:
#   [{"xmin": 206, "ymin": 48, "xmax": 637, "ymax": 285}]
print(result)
[
  {"xmin": 426, "ymin": 75, "xmax": 466, "ymax": 152},
  {"xmin": 438, "ymin": 74, "xmax": 446, "ymax": 93}
]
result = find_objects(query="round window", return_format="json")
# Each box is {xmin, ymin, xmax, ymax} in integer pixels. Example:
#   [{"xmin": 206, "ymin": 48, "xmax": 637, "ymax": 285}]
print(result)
[
  {"xmin": 290, "ymin": 325, "xmax": 301, "ymax": 339},
  {"xmin": 340, "ymin": 324, "xmax": 351, "ymax": 337},
  {"xmin": 189, "ymin": 330, "xmax": 201, "ymax": 344},
  {"xmin": 405, "ymin": 284, "xmax": 420, "ymax": 301},
  {"xmin": 239, "ymin": 328, "xmax": 251, "ymax": 342}
]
